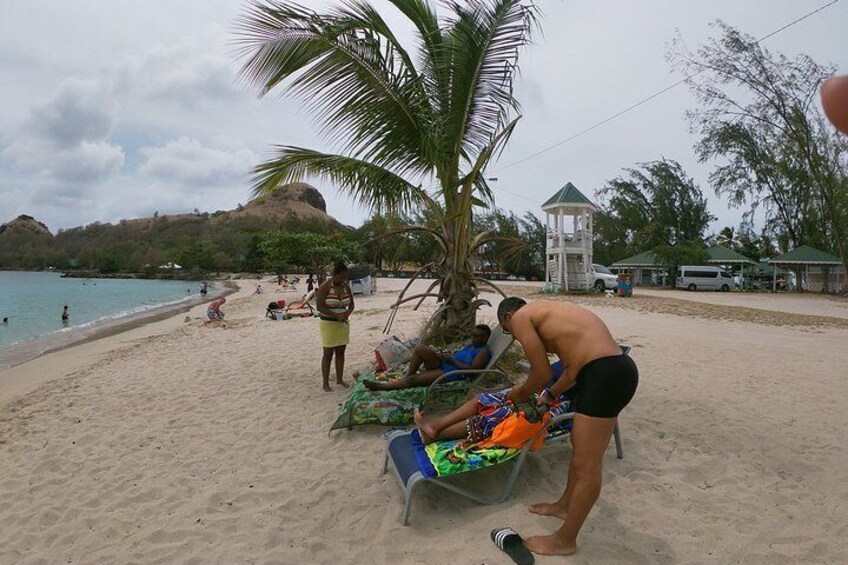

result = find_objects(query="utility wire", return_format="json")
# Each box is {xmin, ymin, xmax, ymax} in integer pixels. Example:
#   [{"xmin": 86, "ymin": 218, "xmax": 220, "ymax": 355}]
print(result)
[{"xmin": 490, "ymin": 0, "xmax": 841, "ymax": 175}]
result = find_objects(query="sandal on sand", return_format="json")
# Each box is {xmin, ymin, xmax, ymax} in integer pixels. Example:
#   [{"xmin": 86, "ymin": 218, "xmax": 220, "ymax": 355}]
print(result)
[{"xmin": 491, "ymin": 527, "xmax": 534, "ymax": 565}]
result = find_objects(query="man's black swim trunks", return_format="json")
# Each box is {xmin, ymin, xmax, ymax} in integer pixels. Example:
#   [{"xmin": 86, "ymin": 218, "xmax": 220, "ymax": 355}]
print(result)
[{"xmin": 572, "ymin": 354, "xmax": 638, "ymax": 418}]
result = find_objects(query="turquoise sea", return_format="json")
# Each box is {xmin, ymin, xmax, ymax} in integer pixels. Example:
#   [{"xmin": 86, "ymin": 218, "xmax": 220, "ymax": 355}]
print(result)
[{"xmin": 0, "ymin": 272, "xmax": 214, "ymax": 369}]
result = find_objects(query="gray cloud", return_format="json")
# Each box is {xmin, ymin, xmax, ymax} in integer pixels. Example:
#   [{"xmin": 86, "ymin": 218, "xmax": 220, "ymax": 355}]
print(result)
[
  {"xmin": 139, "ymin": 137, "xmax": 256, "ymax": 185},
  {"xmin": 0, "ymin": 0, "xmax": 845, "ymax": 236},
  {"xmin": 2, "ymin": 77, "xmax": 125, "ymax": 209}
]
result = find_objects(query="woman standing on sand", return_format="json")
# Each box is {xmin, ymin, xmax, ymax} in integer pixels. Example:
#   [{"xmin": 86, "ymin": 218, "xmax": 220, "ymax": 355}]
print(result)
[{"xmin": 316, "ymin": 262, "xmax": 354, "ymax": 391}]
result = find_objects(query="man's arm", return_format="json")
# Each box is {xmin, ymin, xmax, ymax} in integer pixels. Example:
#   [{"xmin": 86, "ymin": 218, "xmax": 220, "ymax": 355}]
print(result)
[
  {"xmin": 509, "ymin": 311, "xmax": 551, "ymax": 402},
  {"xmin": 547, "ymin": 371, "xmax": 576, "ymax": 399}
]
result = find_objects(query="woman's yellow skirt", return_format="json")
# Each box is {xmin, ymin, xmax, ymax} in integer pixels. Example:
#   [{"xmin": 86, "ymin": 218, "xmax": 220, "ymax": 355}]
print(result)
[{"xmin": 319, "ymin": 319, "xmax": 350, "ymax": 348}]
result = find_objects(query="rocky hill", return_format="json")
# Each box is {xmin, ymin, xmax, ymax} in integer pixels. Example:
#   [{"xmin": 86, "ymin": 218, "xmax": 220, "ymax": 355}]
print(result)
[
  {"xmin": 0, "ymin": 215, "xmax": 53, "ymax": 237},
  {"xmin": 0, "ymin": 183, "xmax": 346, "ymax": 271},
  {"xmin": 111, "ymin": 183, "xmax": 342, "ymax": 229}
]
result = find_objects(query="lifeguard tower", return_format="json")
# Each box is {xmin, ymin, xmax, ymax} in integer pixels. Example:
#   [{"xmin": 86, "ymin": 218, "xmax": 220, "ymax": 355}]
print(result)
[{"xmin": 542, "ymin": 182, "xmax": 597, "ymax": 291}]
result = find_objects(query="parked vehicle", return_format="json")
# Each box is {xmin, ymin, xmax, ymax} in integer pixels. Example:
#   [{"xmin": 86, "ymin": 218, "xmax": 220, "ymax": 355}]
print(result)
[
  {"xmin": 592, "ymin": 264, "xmax": 618, "ymax": 292},
  {"xmin": 676, "ymin": 266, "xmax": 733, "ymax": 291}
]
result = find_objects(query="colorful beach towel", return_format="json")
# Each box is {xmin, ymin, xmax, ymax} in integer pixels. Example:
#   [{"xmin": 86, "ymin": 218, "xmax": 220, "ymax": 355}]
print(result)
[
  {"xmin": 329, "ymin": 370, "xmax": 469, "ymax": 431},
  {"xmin": 407, "ymin": 397, "xmax": 577, "ymax": 478},
  {"xmin": 411, "ymin": 429, "xmax": 521, "ymax": 478}
]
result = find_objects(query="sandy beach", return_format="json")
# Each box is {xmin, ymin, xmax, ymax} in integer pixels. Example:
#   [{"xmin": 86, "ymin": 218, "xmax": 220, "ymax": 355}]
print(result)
[{"xmin": 1, "ymin": 279, "xmax": 846, "ymax": 564}]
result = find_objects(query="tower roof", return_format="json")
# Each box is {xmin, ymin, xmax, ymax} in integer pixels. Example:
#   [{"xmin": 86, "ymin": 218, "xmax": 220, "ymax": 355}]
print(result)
[{"xmin": 542, "ymin": 182, "xmax": 596, "ymax": 211}]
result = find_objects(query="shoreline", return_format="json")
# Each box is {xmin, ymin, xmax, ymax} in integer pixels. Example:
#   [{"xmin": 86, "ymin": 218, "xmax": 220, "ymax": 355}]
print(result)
[{"xmin": 0, "ymin": 281, "xmax": 242, "ymax": 406}]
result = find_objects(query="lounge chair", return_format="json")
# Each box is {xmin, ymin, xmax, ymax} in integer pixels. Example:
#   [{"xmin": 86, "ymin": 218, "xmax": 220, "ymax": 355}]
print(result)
[
  {"xmin": 421, "ymin": 325, "xmax": 515, "ymax": 410},
  {"xmin": 330, "ymin": 324, "xmax": 514, "ymax": 431},
  {"xmin": 381, "ymin": 411, "xmax": 624, "ymax": 525},
  {"xmin": 382, "ymin": 345, "xmax": 631, "ymax": 525}
]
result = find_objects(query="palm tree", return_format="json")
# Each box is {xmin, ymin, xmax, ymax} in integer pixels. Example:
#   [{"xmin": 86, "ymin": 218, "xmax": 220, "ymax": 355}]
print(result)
[{"xmin": 235, "ymin": 0, "xmax": 535, "ymax": 341}]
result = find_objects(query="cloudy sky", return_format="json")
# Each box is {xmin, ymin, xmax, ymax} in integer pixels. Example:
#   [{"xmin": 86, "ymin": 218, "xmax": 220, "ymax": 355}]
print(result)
[{"xmin": 1, "ymin": 0, "xmax": 845, "ymax": 235}]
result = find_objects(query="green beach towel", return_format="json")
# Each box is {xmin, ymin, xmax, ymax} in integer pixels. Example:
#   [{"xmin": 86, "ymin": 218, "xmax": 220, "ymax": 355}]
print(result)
[
  {"xmin": 329, "ymin": 370, "xmax": 469, "ymax": 431},
  {"xmin": 420, "ymin": 433, "xmax": 520, "ymax": 477}
]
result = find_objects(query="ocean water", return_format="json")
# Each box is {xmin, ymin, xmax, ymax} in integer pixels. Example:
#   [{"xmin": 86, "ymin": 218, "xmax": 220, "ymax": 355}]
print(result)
[{"xmin": 0, "ymin": 272, "xmax": 212, "ymax": 369}]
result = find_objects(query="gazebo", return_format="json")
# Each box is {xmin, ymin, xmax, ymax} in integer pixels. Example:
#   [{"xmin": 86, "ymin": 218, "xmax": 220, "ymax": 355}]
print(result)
[
  {"xmin": 611, "ymin": 250, "xmax": 665, "ymax": 286},
  {"xmin": 768, "ymin": 245, "xmax": 844, "ymax": 292},
  {"xmin": 706, "ymin": 245, "xmax": 757, "ymax": 286},
  {"xmin": 542, "ymin": 182, "xmax": 597, "ymax": 291}
]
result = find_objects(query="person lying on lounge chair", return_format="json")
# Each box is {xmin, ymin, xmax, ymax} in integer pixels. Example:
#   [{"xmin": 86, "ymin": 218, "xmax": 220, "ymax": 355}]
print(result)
[
  {"xmin": 363, "ymin": 325, "xmax": 492, "ymax": 391},
  {"xmin": 413, "ymin": 361, "xmax": 572, "ymax": 444}
]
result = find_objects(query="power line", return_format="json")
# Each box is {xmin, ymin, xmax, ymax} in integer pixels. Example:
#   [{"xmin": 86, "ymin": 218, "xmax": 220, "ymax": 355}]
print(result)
[{"xmin": 490, "ymin": 0, "xmax": 841, "ymax": 175}]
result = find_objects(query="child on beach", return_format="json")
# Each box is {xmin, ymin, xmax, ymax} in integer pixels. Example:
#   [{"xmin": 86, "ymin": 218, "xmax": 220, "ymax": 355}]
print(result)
[
  {"xmin": 61, "ymin": 305, "xmax": 69, "ymax": 323},
  {"xmin": 363, "ymin": 325, "xmax": 492, "ymax": 391},
  {"xmin": 206, "ymin": 297, "xmax": 226, "ymax": 323}
]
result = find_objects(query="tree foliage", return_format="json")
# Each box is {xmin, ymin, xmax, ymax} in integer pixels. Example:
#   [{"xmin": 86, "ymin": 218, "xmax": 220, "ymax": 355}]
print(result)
[
  {"xmin": 259, "ymin": 230, "xmax": 363, "ymax": 274},
  {"xmin": 235, "ymin": 0, "xmax": 536, "ymax": 341},
  {"xmin": 595, "ymin": 158, "xmax": 715, "ymax": 277},
  {"xmin": 669, "ymin": 21, "xmax": 848, "ymax": 274},
  {"xmin": 0, "ymin": 214, "xmax": 345, "ymax": 274}
]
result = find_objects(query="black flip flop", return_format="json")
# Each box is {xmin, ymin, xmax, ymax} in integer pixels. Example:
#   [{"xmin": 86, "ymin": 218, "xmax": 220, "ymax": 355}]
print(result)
[{"xmin": 491, "ymin": 527, "xmax": 534, "ymax": 565}]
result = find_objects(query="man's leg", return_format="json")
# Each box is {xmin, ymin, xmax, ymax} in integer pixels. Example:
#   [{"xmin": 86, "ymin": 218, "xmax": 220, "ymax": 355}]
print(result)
[
  {"xmin": 529, "ymin": 455, "xmax": 577, "ymax": 520},
  {"xmin": 407, "ymin": 345, "xmax": 442, "ymax": 375},
  {"xmin": 321, "ymin": 347, "xmax": 334, "ymax": 392},
  {"xmin": 413, "ymin": 397, "xmax": 479, "ymax": 443},
  {"xmin": 335, "ymin": 345, "xmax": 349, "ymax": 387},
  {"xmin": 525, "ymin": 413, "xmax": 616, "ymax": 556},
  {"xmin": 363, "ymin": 368, "xmax": 445, "ymax": 391}
]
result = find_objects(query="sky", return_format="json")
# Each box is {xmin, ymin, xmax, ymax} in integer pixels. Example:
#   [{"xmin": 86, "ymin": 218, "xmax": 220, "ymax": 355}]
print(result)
[{"xmin": 1, "ymin": 0, "xmax": 846, "ymax": 236}]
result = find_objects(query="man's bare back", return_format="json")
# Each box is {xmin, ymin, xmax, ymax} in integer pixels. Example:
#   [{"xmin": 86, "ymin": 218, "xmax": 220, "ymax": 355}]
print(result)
[{"xmin": 505, "ymin": 300, "xmax": 621, "ymax": 402}]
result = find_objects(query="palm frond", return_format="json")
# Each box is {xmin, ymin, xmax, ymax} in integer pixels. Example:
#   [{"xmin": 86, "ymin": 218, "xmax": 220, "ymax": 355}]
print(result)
[
  {"xmin": 251, "ymin": 146, "xmax": 431, "ymax": 214},
  {"xmin": 444, "ymin": 0, "xmax": 535, "ymax": 162},
  {"xmin": 367, "ymin": 225, "xmax": 448, "ymax": 254},
  {"xmin": 234, "ymin": 0, "xmax": 431, "ymax": 177}
]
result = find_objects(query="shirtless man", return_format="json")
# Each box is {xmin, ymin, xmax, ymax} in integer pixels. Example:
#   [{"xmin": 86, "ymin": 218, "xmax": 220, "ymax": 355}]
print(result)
[
  {"xmin": 206, "ymin": 297, "xmax": 226, "ymax": 323},
  {"xmin": 496, "ymin": 296, "xmax": 638, "ymax": 556}
]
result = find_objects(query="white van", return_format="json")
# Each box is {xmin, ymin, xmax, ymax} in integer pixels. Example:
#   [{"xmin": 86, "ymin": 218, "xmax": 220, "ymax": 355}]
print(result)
[{"xmin": 676, "ymin": 266, "xmax": 733, "ymax": 291}]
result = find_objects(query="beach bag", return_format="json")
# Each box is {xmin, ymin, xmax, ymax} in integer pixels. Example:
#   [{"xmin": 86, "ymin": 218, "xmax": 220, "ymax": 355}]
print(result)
[{"xmin": 374, "ymin": 336, "xmax": 412, "ymax": 371}]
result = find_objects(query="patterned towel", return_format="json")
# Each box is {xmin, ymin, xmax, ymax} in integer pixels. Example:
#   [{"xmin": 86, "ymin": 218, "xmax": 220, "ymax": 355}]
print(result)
[
  {"xmin": 329, "ymin": 370, "xmax": 468, "ymax": 431},
  {"xmin": 410, "ymin": 429, "xmax": 520, "ymax": 478},
  {"xmin": 408, "ymin": 399, "xmax": 576, "ymax": 478}
]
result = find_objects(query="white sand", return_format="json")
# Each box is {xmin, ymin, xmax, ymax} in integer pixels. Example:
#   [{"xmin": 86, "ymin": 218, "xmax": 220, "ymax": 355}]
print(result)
[{"xmin": 1, "ymin": 279, "xmax": 846, "ymax": 564}]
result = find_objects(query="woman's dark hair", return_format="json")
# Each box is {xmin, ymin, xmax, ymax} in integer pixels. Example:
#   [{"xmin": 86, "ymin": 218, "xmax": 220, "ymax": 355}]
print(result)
[
  {"xmin": 332, "ymin": 261, "xmax": 348, "ymax": 276},
  {"xmin": 497, "ymin": 297, "xmax": 526, "ymax": 323}
]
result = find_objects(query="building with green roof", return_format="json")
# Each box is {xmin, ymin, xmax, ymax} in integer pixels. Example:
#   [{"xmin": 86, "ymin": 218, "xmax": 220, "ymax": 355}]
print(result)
[
  {"xmin": 611, "ymin": 250, "xmax": 667, "ymax": 286},
  {"xmin": 768, "ymin": 245, "xmax": 844, "ymax": 292}
]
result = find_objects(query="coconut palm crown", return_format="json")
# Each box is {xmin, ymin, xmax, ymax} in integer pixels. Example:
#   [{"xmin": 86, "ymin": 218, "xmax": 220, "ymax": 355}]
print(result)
[{"xmin": 235, "ymin": 0, "xmax": 535, "ymax": 341}]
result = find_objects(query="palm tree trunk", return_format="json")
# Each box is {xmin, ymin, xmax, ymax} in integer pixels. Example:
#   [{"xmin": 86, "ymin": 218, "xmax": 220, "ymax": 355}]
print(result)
[{"xmin": 426, "ymin": 221, "xmax": 477, "ymax": 343}]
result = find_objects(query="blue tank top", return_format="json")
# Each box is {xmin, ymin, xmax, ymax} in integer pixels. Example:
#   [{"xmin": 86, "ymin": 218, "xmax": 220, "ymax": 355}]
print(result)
[{"xmin": 451, "ymin": 343, "xmax": 491, "ymax": 366}]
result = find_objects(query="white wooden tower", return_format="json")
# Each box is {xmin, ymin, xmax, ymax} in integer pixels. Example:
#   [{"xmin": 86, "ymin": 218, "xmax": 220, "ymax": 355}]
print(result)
[{"xmin": 542, "ymin": 182, "xmax": 597, "ymax": 291}]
